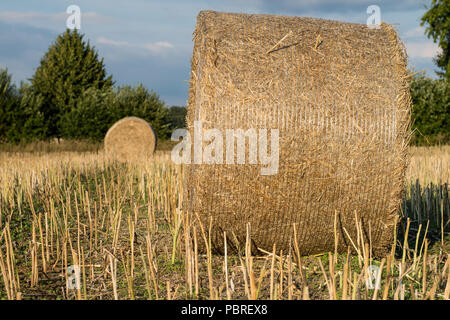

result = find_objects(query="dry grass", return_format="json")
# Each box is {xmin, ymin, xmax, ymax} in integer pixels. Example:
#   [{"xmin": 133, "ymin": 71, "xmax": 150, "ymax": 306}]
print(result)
[
  {"xmin": 407, "ymin": 145, "xmax": 450, "ymax": 185},
  {"xmin": 0, "ymin": 145, "xmax": 448, "ymax": 300}
]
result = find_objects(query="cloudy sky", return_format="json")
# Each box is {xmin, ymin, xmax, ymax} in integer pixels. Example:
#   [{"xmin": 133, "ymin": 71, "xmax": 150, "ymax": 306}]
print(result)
[{"xmin": 0, "ymin": 0, "xmax": 441, "ymax": 106}]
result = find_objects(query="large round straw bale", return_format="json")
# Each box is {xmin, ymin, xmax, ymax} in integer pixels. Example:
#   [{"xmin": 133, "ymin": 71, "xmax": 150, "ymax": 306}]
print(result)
[
  {"xmin": 105, "ymin": 117, "xmax": 156, "ymax": 161},
  {"xmin": 185, "ymin": 11, "xmax": 411, "ymax": 256}
]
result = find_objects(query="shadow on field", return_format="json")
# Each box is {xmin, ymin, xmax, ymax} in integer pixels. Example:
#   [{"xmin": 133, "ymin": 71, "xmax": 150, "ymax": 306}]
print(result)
[{"xmin": 396, "ymin": 181, "xmax": 449, "ymax": 257}]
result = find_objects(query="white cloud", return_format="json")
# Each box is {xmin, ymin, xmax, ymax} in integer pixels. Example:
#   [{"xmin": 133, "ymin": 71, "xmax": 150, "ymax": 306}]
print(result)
[
  {"xmin": 144, "ymin": 41, "xmax": 174, "ymax": 53},
  {"xmin": 260, "ymin": 0, "xmax": 423, "ymax": 13},
  {"xmin": 97, "ymin": 37, "xmax": 175, "ymax": 54},
  {"xmin": 97, "ymin": 37, "xmax": 131, "ymax": 47},
  {"xmin": 403, "ymin": 26, "xmax": 426, "ymax": 38},
  {"xmin": 405, "ymin": 41, "xmax": 441, "ymax": 58},
  {"xmin": 0, "ymin": 11, "xmax": 114, "ymax": 29},
  {"xmin": 0, "ymin": 11, "xmax": 64, "ymax": 21}
]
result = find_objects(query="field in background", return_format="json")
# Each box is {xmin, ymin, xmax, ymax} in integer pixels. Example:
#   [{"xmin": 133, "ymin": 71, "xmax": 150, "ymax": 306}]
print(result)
[
  {"xmin": 0, "ymin": 139, "xmax": 178, "ymax": 153},
  {"xmin": 0, "ymin": 145, "xmax": 448, "ymax": 300}
]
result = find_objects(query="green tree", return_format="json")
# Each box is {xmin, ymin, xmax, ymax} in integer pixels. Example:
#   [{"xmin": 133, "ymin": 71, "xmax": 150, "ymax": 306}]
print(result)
[
  {"xmin": 31, "ymin": 29, "xmax": 113, "ymax": 138},
  {"xmin": 167, "ymin": 106, "xmax": 187, "ymax": 131},
  {"xmin": 6, "ymin": 83, "xmax": 47, "ymax": 142},
  {"xmin": 60, "ymin": 85, "xmax": 170, "ymax": 141},
  {"xmin": 410, "ymin": 73, "xmax": 450, "ymax": 145},
  {"xmin": 112, "ymin": 85, "xmax": 170, "ymax": 139},
  {"xmin": 0, "ymin": 68, "xmax": 17, "ymax": 142},
  {"xmin": 0, "ymin": 69, "xmax": 47, "ymax": 142},
  {"xmin": 59, "ymin": 87, "xmax": 116, "ymax": 141},
  {"xmin": 421, "ymin": 0, "xmax": 450, "ymax": 80}
]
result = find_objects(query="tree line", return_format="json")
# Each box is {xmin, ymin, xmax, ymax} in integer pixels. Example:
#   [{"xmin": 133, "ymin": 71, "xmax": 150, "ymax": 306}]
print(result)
[
  {"xmin": 0, "ymin": 29, "xmax": 186, "ymax": 143},
  {"xmin": 410, "ymin": 73, "xmax": 449, "ymax": 145},
  {"xmin": 0, "ymin": 25, "xmax": 448, "ymax": 145}
]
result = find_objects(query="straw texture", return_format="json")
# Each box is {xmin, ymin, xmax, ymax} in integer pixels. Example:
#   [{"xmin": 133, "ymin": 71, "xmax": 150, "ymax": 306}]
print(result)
[
  {"xmin": 105, "ymin": 117, "xmax": 156, "ymax": 162},
  {"xmin": 185, "ymin": 11, "xmax": 411, "ymax": 256}
]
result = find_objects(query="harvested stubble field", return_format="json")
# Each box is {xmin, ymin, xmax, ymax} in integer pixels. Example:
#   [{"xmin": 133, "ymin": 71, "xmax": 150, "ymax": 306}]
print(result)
[{"xmin": 0, "ymin": 145, "xmax": 448, "ymax": 300}]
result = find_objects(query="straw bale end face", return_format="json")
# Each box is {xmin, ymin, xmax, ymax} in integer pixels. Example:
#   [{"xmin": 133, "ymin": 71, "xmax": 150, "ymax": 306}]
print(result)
[
  {"xmin": 185, "ymin": 11, "xmax": 411, "ymax": 257},
  {"xmin": 104, "ymin": 117, "xmax": 157, "ymax": 162}
]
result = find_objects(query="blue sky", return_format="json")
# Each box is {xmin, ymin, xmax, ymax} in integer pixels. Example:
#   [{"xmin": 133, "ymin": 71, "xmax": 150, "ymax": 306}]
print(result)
[{"xmin": 0, "ymin": 0, "xmax": 441, "ymax": 106}]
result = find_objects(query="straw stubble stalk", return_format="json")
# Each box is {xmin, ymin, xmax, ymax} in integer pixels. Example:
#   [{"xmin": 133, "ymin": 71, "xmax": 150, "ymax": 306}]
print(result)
[
  {"xmin": 185, "ymin": 10, "xmax": 411, "ymax": 256},
  {"xmin": 444, "ymin": 254, "xmax": 450, "ymax": 300}
]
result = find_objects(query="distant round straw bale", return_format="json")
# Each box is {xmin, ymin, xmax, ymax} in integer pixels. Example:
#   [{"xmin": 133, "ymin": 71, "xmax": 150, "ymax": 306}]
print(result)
[
  {"xmin": 185, "ymin": 11, "xmax": 411, "ymax": 256},
  {"xmin": 104, "ymin": 117, "xmax": 156, "ymax": 161}
]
